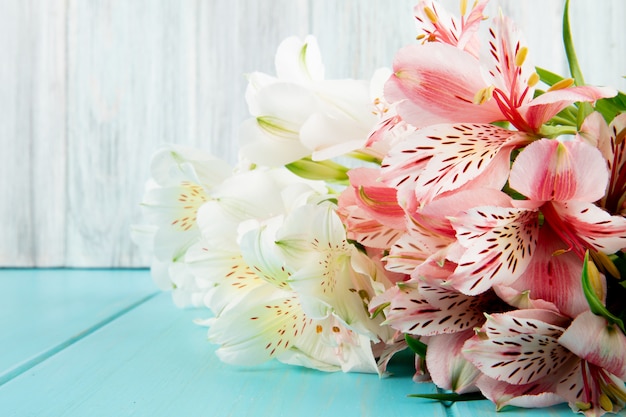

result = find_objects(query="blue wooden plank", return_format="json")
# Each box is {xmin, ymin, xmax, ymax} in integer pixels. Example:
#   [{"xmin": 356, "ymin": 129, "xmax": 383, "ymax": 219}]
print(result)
[
  {"xmin": 0, "ymin": 292, "xmax": 447, "ymax": 417},
  {"xmin": 449, "ymin": 399, "xmax": 579, "ymax": 417},
  {"xmin": 0, "ymin": 269, "xmax": 158, "ymax": 385}
]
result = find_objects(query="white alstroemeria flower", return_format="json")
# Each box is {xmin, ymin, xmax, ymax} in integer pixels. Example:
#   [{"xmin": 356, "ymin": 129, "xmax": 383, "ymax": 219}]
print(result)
[
  {"xmin": 185, "ymin": 166, "xmax": 328, "ymax": 314},
  {"xmin": 135, "ymin": 145, "xmax": 233, "ymax": 306},
  {"xmin": 273, "ymin": 203, "xmax": 391, "ymax": 339},
  {"xmin": 205, "ymin": 202, "xmax": 392, "ymax": 373},
  {"xmin": 239, "ymin": 35, "xmax": 381, "ymax": 166},
  {"xmin": 140, "ymin": 145, "xmax": 232, "ymax": 261}
]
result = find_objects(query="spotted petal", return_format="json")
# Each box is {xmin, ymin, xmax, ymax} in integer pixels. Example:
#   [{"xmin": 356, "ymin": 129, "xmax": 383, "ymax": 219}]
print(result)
[
  {"xmin": 413, "ymin": 0, "xmax": 488, "ymax": 57},
  {"xmin": 447, "ymin": 205, "xmax": 539, "ymax": 295},
  {"xmin": 208, "ymin": 289, "xmax": 308, "ymax": 365},
  {"xmin": 551, "ymin": 200, "xmax": 626, "ymax": 255},
  {"xmin": 463, "ymin": 310, "xmax": 575, "ymax": 385},
  {"xmin": 580, "ymin": 112, "xmax": 626, "ymax": 214},
  {"xmin": 555, "ymin": 360, "xmax": 626, "ymax": 416},
  {"xmin": 501, "ymin": 224, "xmax": 588, "ymax": 318},
  {"xmin": 485, "ymin": 15, "xmax": 536, "ymax": 108},
  {"xmin": 382, "ymin": 124, "xmax": 527, "ymax": 203},
  {"xmin": 375, "ymin": 281, "xmax": 487, "ymax": 336}
]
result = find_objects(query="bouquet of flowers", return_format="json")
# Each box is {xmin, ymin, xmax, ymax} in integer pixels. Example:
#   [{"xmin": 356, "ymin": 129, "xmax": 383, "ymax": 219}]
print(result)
[{"xmin": 134, "ymin": 0, "xmax": 626, "ymax": 415}]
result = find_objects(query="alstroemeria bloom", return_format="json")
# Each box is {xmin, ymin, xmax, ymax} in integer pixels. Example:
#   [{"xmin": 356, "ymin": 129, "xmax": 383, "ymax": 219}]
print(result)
[
  {"xmin": 463, "ymin": 309, "xmax": 626, "ymax": 416},
  {"xmin": 384, "ymin": 11, "xmax": 615, "ymax": 133},
  {"xmin": 494, "ymin": 224, "xmax": 591, "ymax": 319},
  {"xmin": 205, "ymin": 200, "xmax": 394, "ymax": 373},
  {"xmin": 509, "ymin": 138, "xmax": 626, "ymax": 259},
  {"xmin": 134, "ymin": 145, "xmax": 232, "ymax": 306},
  {"xmin": 370, "ymin": 277, "xmax": 504, "ymax": 392},
  {"xmin": 184, "ymin": 166, "xmax": 315, "ymax": 314},
  {"xmin": 578, "ymin": 112, "xmax": 626, "ymax": 215},
  {"xmin": 381, "ymin": 123, "xmax": 531, "ymax": 204},
  {"xmin": 239, "ymin": 35, "xmax": 380, "ymax": 166},
  {"xmin": 337, "ymin": 167, "xmax": 406, "ymax": 249},
  {"xmin": 413, "ymin": 0, "xmax": 488, "ymax": 58}
]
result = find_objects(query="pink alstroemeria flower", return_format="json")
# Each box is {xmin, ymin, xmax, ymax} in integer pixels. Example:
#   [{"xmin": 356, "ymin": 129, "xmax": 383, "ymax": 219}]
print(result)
[
  {"xmin": 578, "ymin": 112, "xmax": 626, "ymax": 215},
  {"xmin": 384, "ymin": 8, "xmax": 616, "ymax": 133},
  {"xmin": 336, "ymin": 167, "xmax": 406, "ymax": 250},
  {"xmin": 509, "ymin": 138, "xmax": 626, "ymax": 260},
  {"xmin": 380, "ymin": 123, "xmax": 531, "ymax": 204},
  {"xmin": 369, "ymin": 278, "xmax": 501, "ymax": 393},
  {"xmin": 463, "ymin": 309, "xmax": 626, "ymax": 416},
  {"xmin": 413, "ymin": 0, "xmax": 489, "ymax": 58}
]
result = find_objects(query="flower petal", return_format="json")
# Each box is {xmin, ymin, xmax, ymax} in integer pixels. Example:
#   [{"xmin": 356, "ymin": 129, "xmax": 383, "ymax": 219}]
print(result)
[
  {"xmin": 509, "ymin": 138, "xmax": 609, "ymax": 203},
  {"xmin": 521, "ymin": 86, "xmax": 617, "ymax": 131},
  {"xmin": 476, "ymin": 375, "xmax": 565, "ymax": 410},
  {"xmin": 381, "ymin": 124, "xmax": 526, "ymax": 203},
  {"xmin": 426, "ymin": 330, "xmax": 481, "ymax": 393},
  {"xmin": 463, "ymin": 310, "xmax": 574, "ymax": 385},
  {"xmin": 447, "ymin": 206, "xmax": 539, "ymax": 295},
  {"xmin": 208, "ymin": 290, "xmax": 308, "ymax": 366},
  {"xmin": 274, "ymin": 35, "xmax": 324, "ymax": 83},
  {"xmin": 384, "ymin": 43, "xmax": 501, "ymax": 127},
  {"xmin": 552, "ymin": 200, "xmax": 626, "ymax": 255},
  {"xmin": 505, "ymin": 224, "xmax": 589, "ymax": 318},
  {"xmin": 559, "ymin": 311, "xmax": 626, "ymax": 380}
]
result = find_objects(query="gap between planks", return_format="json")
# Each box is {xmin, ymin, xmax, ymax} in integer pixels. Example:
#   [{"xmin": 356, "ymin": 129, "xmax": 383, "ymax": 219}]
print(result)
[{"xmin": 0, "ymin": 291, "xmax": 160, "ymax": 387}]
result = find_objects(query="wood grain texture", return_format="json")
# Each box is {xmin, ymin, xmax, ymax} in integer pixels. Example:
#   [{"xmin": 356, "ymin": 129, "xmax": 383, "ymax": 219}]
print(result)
[
  {"xmin": 0, "ymin": 0, "xmax": 67, "ymax": 266},
  {"xmin": 0, "ymin": 288, "xmax": 449, "ymax": 417},
  {"xmin": 1, "ymin": 1, "xmax": 624, "ymax": 267},
  {"xmin": 0, "ymin": 269, "xmax": 156, "ymax": 384}
]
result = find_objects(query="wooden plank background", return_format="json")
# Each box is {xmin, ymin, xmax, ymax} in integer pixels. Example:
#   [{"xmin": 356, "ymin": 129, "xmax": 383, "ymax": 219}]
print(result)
[{"xmin": 1, "ymin": 0, "xmax": 624, "ymax": 267}]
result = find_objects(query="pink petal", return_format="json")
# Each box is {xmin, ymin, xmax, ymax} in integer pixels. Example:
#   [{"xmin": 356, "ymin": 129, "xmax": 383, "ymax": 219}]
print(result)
[
  {"xmin": 506, "ymin": 224, "xmax": 590, "ymax": 318},
  {"xmin": 552, "ymin": 200, "xmax": 626, "ymax": 255},
  {"xmin": 374, "ymin": 281, "xmax": 486, "ymax": 336},
  {"xmin": 413, "ymin": 0, "xmax": 488, "ymax": 57},
  {"xmin": 381, "ymin": 124, "xmax": 527, "ymax": 203},
  {"xmin": 475, "ymin": 375, "xmax": 565, "ymax": 410},
  {"xmin": 521, "ymin": 86, "xmax": 617, "ymax": 131},
  {"xmin": 347, "ymin": 167, "xmax": 406, "ymax": 229},
  {"xmin": 463, "ymin": 310, "xmax": 575, "ymax": 385},
  {"xmin": 485, "ymin": 15, "xmax": 536, "ymax": 108},
  {"xmin": 555, "ymin": 360, "xmax": 626, "ymax": 416},
  {"xmin": 408, "ymin": 188, "xmax": 513, "ymax": 241},
  {"xmin": 384, "ymin": 43, "xmax": 501, "ymax": 127},
  {"xmin": 385, "ymin": 233, "xmax": 450, "ymax": 275},
  {"xmin": 447, "ymin": 206, "xmax": 539, "ymax": 295},
  {"xmin": 559, "ymin": 311, "xmax": 626, "ymax": 380},
  {"xmin": 509, "ymin": 138, "xmax": 609, "ymax": 203},
  {"xmin": 426, "ymin": 330, "xmax": 481, "ymax": 393}
]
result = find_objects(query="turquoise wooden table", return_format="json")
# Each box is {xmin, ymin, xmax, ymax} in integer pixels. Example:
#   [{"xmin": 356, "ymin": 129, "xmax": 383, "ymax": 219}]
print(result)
[{"xmin": 0, "ymin": 269, "xmax": 590, "ymax": 416}]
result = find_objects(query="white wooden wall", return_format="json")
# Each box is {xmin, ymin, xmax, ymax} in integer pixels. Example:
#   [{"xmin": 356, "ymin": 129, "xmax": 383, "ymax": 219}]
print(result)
[{"xmin": 1, "ymin": 0, "xmax": 624, "ymax": 267}]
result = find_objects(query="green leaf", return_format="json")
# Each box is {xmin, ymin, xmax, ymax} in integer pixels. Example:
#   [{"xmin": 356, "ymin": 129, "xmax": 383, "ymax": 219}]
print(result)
[
  {"xmin": 562, "ymin": 0, "xmax": 596, "ymax": 127},
  {"xmin": 408, "ymin": 392, "xmax": 486, "ymax": 402},
  {"xmin": 405, "ymin": 334, "xmax": 427, "ymax": 359},
  {"xmin": 562, "ymin": 0, "xmax": 584, "ymax": 86},
  {"xmin": 535, "ymin": 66, "xmax": 565, "ymax": 87},
  {"xmin": 595, "ymin": 91, "xmax": 626, "ymax": 122},
  {"xmin": 582, "ymin": 252, "xmax": 626, "ymax": 334}
]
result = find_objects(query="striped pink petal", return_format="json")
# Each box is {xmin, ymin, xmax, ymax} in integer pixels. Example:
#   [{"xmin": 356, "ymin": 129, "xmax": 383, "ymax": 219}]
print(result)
[
  {"xmin": 509, "ymin": 138, "xmax": 609, "ymax": 203},
  {"xmin": 384, "ymin": 43, "xmax": 501, "ymax": 127},
  {"xmin": 447, "ymin": 205, "xmax": 539, "ymax": 295},
  {"xmin": 382, "ymin": 123, "xmax": 528, "ymax": 203}
]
